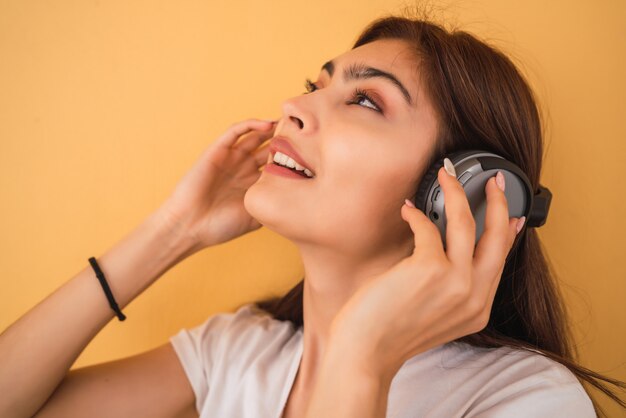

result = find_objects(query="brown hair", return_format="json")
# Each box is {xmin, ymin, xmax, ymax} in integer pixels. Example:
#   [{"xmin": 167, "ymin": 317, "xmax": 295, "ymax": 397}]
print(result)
[{"xmin": 250, "ymin": 9, "xmax": 625, "ymax": 417}]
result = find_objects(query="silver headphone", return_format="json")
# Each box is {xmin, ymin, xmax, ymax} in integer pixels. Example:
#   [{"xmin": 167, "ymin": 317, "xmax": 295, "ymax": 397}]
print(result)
[{"xmin": 412, "ymin": 149, "xmax": 552, "ymax": 252}]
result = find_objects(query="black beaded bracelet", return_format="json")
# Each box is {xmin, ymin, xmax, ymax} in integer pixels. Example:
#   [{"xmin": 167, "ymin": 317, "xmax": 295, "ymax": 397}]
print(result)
[{"xmin": 88, "ymin": 257, "xmax": 126, "ymax": 321}]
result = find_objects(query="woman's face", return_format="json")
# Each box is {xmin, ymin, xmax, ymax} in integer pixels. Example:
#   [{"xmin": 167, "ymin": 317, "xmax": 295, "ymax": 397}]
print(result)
[{"xmin": 245, "ymin": 38, "xmax": 440, "ymax": 257}]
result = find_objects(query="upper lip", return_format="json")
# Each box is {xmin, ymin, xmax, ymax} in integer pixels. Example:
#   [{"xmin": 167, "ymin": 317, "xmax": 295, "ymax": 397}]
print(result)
[{"xmin": 269, "ymin": 136, "xmax": 315, "ymax": 176}]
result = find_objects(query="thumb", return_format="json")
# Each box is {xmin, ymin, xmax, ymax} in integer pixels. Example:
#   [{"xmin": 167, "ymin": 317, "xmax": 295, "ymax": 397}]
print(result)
[{"xmin": 401, "ymin": 199, "xmax": 445, "ymax": 256}]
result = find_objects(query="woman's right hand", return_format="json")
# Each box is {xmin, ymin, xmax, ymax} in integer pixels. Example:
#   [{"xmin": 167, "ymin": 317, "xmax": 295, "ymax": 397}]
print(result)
[{"xmin": 157, "ymin": 118, "xmax": 277, "ymax": 252}]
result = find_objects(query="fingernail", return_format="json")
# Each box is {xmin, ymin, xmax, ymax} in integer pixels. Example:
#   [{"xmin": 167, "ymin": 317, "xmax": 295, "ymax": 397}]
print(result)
[
  {"xmin": 496, "ymin": 171, "xmax": 506, "ymax": 192},
  {"xmin": 516, "ymin": 216, "xmax": 526, "ymax": 233},
  {"xmin": 264, "ymin": 119, "xmax": 279, "ymax": 123},
  {"xmin": 443, "ymin": 158, "xmax": 456, "ymax": 177},
  {"xmin": 405, "ymin": 198, "xmax": 416, "ymax": 208}
]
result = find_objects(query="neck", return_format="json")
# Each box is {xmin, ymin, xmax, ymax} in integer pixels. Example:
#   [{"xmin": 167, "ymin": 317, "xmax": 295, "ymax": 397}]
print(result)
[{"xmin": 293, "ymin": 240, "xmax": 412, "ymax": 389}]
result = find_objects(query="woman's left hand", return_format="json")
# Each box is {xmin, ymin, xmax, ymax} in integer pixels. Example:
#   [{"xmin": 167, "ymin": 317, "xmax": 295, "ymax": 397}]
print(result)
[{"xmin": 329, "ymin": 163, "xmax": 525, "ymax": 380}]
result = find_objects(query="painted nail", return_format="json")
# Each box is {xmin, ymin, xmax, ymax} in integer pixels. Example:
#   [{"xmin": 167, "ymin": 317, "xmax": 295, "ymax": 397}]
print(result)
[
  {"xmin": 516, "ymin": 216, "xmax": 526, "ymax": 233},
  {"xmin": 496, "ymin": 171, "xmax": 506, "ymax": 192},
  {"xmin": 405, "ymin": 198, "xmax": 416, "ymax": 208},
  {"xmin": 443, "ymin": 158, "xmax": 456, "ymax": 177}
]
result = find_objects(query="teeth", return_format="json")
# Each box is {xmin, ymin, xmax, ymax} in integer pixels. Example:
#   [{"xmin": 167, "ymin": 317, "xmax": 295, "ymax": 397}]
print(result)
[
  {"xmin": 284, "ymin": 155, "xmax": 296, "ymax": 169},
  {"xmin": 272, "ymin": 152, "xmax": 314, "ymax": 178}
]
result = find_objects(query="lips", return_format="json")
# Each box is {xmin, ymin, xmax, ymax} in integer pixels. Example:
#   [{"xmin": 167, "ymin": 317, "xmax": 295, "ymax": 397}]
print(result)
[{"xmin": 268, "ymin": 136, "xmax": 315, "ymax": 176}]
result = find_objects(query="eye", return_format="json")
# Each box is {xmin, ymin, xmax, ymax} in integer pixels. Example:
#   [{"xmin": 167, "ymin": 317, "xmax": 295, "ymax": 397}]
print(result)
[
  {"xmin": 303, "ymin": 78, "xmax": 383, "ymax": 114},
  {"xmin": 303, "ymin": 78, "xmax": 319, "ymax": 94},
  {"xmin": 350, "ymin": 88, "xmax": 383, "ymax": 113}
]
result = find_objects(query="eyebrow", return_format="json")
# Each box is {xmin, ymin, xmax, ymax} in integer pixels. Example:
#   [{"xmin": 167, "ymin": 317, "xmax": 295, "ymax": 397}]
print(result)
[{"xmin": 321, "ymin": 59, "xmax": 414, "ymax": 107}]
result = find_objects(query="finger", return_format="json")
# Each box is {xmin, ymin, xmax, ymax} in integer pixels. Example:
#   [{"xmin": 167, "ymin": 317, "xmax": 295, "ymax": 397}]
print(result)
[
  {"xmin": 215, "ymin": 119, "xmax": 277, "ymax": 148},
  {"xmin": 472, "ymin": 173, "xmax": 518, "ymax": 283},
  {"xmin": 438, "ymin": 164, "xmax": 475, "ymax": 268},
  {"xmin": 483, "ymin": 216, "xmax": 519, "ymax": 305},
  {"xmin": 253, "ymin": 142, "xmax": 271, "ymax": 167},
  {"xmin": 401, "ymin": 200, "xmax": 445, "ymax": 257},
  {"xmin": 235, "ymin": 125, "xmax": 276, "ymax": 153}
]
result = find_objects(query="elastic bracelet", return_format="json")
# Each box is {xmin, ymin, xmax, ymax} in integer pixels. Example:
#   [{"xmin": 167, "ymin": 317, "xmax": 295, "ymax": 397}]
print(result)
[{"xmin": 88, "ymin": 256, "xmax": 127, "ymax": 321}]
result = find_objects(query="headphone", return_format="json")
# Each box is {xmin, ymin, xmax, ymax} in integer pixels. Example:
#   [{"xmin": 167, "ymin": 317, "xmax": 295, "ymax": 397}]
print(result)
[{"xmin": 411, "ymin": 149, "xmax": 552, "ymax": 253}]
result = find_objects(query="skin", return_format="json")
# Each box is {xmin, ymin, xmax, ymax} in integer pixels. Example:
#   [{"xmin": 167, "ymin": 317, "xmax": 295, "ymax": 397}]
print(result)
[
  {"xmin": 0, "ymin": 36, "xmax": 523, "ymax": 418},
  {"xmin": 244, "ymin": 36, "xmax": 516, "ymax": 418},
  {"xmin": 302, "ymin": 162, "xmax": 522, "ymax": 417},
  {"xmin": 155, "ymin": 37, "xmax": 522, "ymax": 416},
  {"xmin": 244, "ymin": 38, "xmax": 440, "ymax": 406}
]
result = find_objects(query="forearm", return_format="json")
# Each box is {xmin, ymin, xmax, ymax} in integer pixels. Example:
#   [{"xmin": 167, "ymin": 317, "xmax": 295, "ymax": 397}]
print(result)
[
  {"xmin": 0, "ymin": 207, "xmax": 196, "ymax": 418},
  {"xmin": 304, "ymin": 339, "xmax": 396, "ymax": 418}
]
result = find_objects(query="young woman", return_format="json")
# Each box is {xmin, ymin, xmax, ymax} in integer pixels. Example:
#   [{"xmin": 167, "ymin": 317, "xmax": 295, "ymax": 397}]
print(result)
[{"xmin": 1, "ymin": 13, "xmax": 624, "ymax": 418}]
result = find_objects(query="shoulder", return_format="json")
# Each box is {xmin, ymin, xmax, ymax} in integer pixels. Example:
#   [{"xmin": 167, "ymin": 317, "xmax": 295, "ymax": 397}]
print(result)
[
  {"xmin": 169, "ymin": 303, "xmax": 302, "ymax": 414},
  {"xmin": 391, "ymin": 342, "xmax": 596, "ymax": 418},
  {"xmin": 173, "ymin": 303, "xmax": 298, "ymax": 351},
  {"xmin": 445, "ymin": 342, "xmax": 597, "ymax": 417},
  {"xmin": 171, "ymin": 303, "xmax": 300, "ymax": 365},
  {"xmin": 213, "ymin": 303, "xmax": 300, "ymax": 353}
]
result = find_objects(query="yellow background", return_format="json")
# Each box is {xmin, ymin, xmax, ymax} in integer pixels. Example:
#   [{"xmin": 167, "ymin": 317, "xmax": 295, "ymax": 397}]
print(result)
[{"xmin": 1, "ymin": 0, "xmax": 624, "ymax": 415}]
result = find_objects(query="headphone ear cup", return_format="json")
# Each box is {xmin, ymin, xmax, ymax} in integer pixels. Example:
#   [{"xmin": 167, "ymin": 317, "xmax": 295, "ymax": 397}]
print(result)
[{"xmin": 414, "ymin": 158, "xmax": 446, "ymax": 213}]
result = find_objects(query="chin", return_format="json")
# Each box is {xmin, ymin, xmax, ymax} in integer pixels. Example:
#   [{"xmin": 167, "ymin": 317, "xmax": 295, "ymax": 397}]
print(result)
[
  {"xmin": 244, "ymin": 181, "xmax": 288, "ymax": 232},
  {"xmin": 244, "ymin": 181, "xmax": 319, "ymax": 244}
]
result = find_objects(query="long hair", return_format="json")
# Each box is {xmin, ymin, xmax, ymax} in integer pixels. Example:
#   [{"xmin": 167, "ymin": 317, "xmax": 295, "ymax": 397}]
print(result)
[{"xmin": 250, "ymin": 11, "xmax": 625, "ymax": 417}]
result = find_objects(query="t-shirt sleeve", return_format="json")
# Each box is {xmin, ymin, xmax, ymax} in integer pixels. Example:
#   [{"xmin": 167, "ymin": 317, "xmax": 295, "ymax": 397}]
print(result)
[
  {"xmin": 168, "ymin": 304, "xmax": 257, "ymax": 414},
  {"xmin": 467, "ymin": 358, "xmax": 597, "ymax": 418}
]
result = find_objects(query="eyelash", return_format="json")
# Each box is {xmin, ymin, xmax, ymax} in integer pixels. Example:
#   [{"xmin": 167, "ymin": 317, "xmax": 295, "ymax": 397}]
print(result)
[{"xmin": 303, "ymin": 78, "xmax": 383, "ymax": 114}]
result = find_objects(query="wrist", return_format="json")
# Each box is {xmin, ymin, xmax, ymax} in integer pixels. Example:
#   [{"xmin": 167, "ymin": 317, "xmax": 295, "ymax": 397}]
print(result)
[
  {"xmin": 305, "ymin": 338, "xmax": 395, "ymax": 418},
  {"xmin": 148, "ymin": 205, "xmax": 199, "ymax": 260},
  {"xmin": 326, "ymin": 328, "xmax": 399, "ymax": 387}
]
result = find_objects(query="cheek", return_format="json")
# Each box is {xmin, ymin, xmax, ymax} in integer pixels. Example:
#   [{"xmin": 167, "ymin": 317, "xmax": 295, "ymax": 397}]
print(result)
[
  {"xmin": 323, "ymin": 129, "xmax": 388, "ymax": 182},
  {"xmin": 321, "ymin": 153, "xmax": 416, "ymax": 231},
  {"xmin": 325, "ymin": 138, "xmax": 415, "ymax": 197}
]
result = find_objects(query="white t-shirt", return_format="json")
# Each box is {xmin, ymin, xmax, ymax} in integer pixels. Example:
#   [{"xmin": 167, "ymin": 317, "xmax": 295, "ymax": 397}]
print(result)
[{"xmin": 169, "ymin": 303, "xmax": 596, "ymax": 418}]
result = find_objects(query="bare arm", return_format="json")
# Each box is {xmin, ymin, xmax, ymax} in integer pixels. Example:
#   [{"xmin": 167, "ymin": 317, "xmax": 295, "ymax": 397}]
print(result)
[
  {"xmin": 0, "ymin": 118, "xmax": 277, "ymax": 417},
  {"xmin": 0, "ymin": 207, "xmax": 198, "ymax": 418},
  {"xmin": 32, "ymin": 342, "xmax": 198, "ymax": 418}
]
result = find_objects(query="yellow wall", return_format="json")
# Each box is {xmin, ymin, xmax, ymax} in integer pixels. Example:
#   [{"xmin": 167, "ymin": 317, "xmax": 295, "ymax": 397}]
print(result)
[{"xmin": 1, "ymin": 0, "xmax": 624, "ymax": 415}]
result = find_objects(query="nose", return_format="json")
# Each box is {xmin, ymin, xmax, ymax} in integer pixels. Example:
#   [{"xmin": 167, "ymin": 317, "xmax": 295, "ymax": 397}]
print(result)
[
  {"xmin": 279, "ymin": 93, "xmax": 319, "ymax": 133},
  {"xmin": 290, "ymin": 115, "xmax": 304, "ymax": 129}
]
